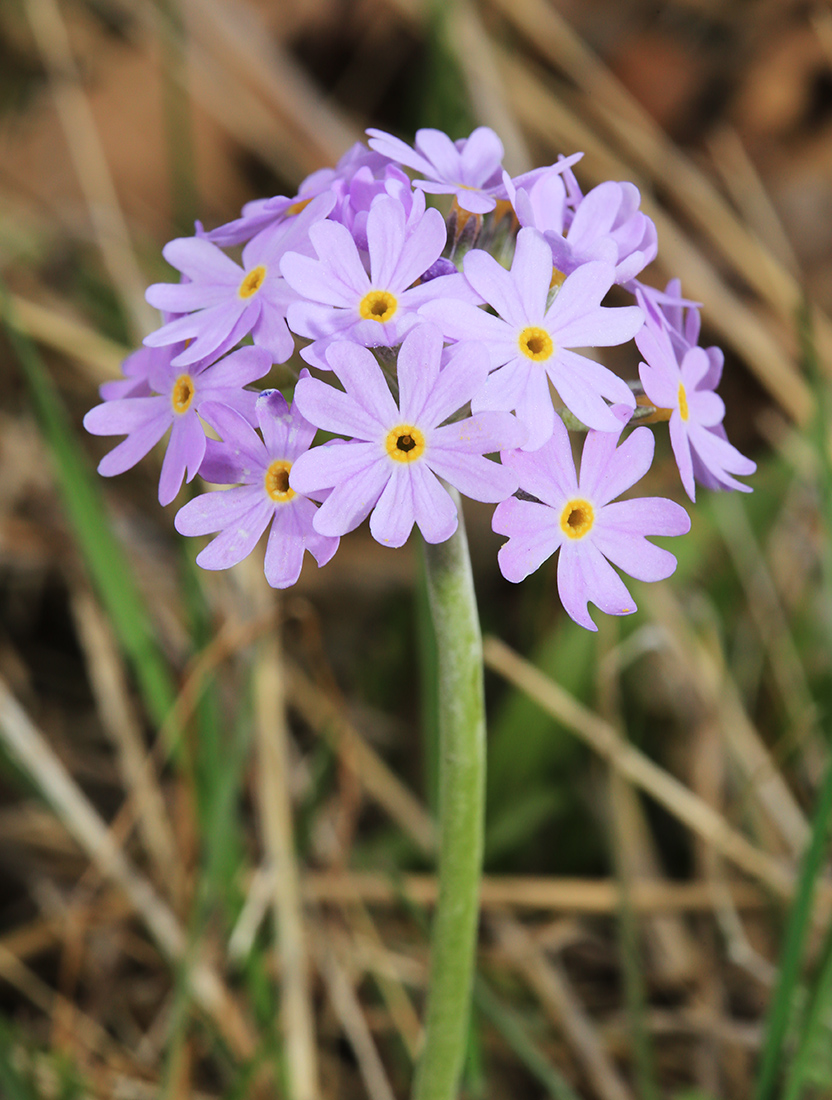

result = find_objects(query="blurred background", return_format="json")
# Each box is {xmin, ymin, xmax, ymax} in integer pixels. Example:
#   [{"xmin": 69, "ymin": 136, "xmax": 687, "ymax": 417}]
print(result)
[{"xmin": 2, "ymin": 0, "xmax": 832, "ymax": 1097}]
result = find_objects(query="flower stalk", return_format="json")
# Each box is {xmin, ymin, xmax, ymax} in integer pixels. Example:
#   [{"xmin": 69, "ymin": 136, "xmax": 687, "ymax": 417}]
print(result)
[{"xmin": 414, "ymin": 495, "xmax": 486, "ymax": 1100}]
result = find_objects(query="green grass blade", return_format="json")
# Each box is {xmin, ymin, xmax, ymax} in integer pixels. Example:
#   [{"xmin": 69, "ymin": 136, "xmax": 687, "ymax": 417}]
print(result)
[
  {"xmin": 473, "ymin": 976, "xmax": 582, "ymax": 1100},
  {"xmin": 1, "ymin": 280, "xmax": 177, "ymax": 728}
]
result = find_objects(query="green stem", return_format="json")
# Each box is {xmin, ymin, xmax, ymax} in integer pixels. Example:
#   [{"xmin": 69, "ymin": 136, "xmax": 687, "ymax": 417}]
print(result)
[{"xmin": 413, "ymin": 499, "xmax": 486, "ymax": 1100}]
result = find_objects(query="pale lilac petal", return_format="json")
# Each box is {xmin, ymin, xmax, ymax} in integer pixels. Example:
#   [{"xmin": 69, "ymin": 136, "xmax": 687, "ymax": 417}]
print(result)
[
  {"xmin": 427, "ymin": 447, "xmax": 518, "ymax": 502},
  {"xmin": 689, "ymin": 423, "xmax": 756, "ymax": 490},
  {"xmin": 84, "ymin": 396, "xmax": 168, "ymax": 436},
  {"xmin": 257, "ymin": 386, "xmax": 317, "ymax": 460},
  {"xmin": 366, "ymin": 128, "xmax": 437, "ymax": 178},
  {"xmin": 638, "ymin": 360, "xmax": 678, "ymax": 410},
  {"xmin": 432, "ymin": 411, "xmax": 525, "ymax": 456},
  {"xmin": 550, "ymin": 349, "xmax": 635, "ymax": 431},
  {"xmin": 389, "ymin": 207, "xmax": 447, "ymax": 292},
  {"xmin": 158, "ymin": 412, "xmax": 206, "ymax": 505},
  {"xmin": 96, "ymin": 416, "xmax": 170, "ymax": 476},
  {"xmin": 366, "ymin": 198, "xmax": 406, "ymax": 289},
  {"xmin": 511, "ymin": 228, "xmax": 555, "ymax": 323},
  {"xmin": 459, "ymin": 127, "xmax": 504, "ymax": 182},
  {"xmin": 324, "ymin": 343, "xmax": 400, "ymax": 424},
  {"xmin": 251, "ymin": 305, "xmax": 295, "ymax": 363},
  {"xmin": 194, "ymin": 499, "xmax": 274, "ymax": 570},
  {"xmin": 688, "ymin": 389, "xmax": 725, "ymax": 427},
  {"xmin": 176, "ymin": 485, "xmax": 263, "ymax": 536},
  {"xmin": 462, "ymin": 249, "xmax": 529, "ymax": 328},
  {"xmin": 414, "ymin": 128, "xmax": 461, "ymax": 180},
  {"xmin": 514, "ymin": 370, "xmax": 557, "ymax": 451},
  {"xmin": 556, "ymin": 542, "xmax": 600, "ymax": 631},
  {"xmin": 574, "ymin": 540, "xmax": 639, "ymax": 618},
  {"xmin": 598, "ymin": 498, "xmax": 691, "ymax": 539},
  {"xmin": 288, "ymin": 301, "xmax": 358, "ymax": 344},
  {"xmin": 418, "ymin": 298, "xmax": 513, "ymax": 365},
  {"xmin": 566, "ymin": 182, "xmax": 620, "ymax": 249},
  {"xmin": 680, "ymin": 345, "xmax": 713, "ymax": 390},
  {"xmin": 311, "ymin": 459, "xmax": 390, "ymax": 536},
  {"xmin": 146, "ymin": 282, "xmax": 233, "ymax": 312},
  {"xmin": 545, "ymin": 261, "xmax": 616, "ymax": 336},
  {"xmin": 579, "ymin": 425, "xmax": 654, "ymax": 506},
  {"xmin": 160, "ymin": 237, "xmax": 242, "ymax": 284},
  {"xmin": 501, "ymin": 421, "xmax": 579, "ymax": 505},
  {"xmin": 494, "ymin": 498, "xmax": 562, "ymax": 582},
  {"xmin": 420, "ymin": 340, "xmax": 490, "ymax": 427},
  {"xmin": 293, "ymin": 376, "xmax": 386, "ymax": 441},
  {"xmin": 396, "ymin": 323, "xmax": 443, "ymax": 422},
  {"xmin": 591, "ymin": 528, "xmax": 679, "ymax": 582},
  {"xmin": 369, "ymin": 466, "xmax": 416, "ymax": 547},
  {"xmin": 262, "ymin": 505, "xmax": 305, "ymax": 588},
  {"xmin": 472, "ymin": 358, "xmax": 532, "ymax": 416},
  {"xmin": 410, "ymin": 464, "xmax": 459, "ymax": 543},
  {"xmin": 290, "ymin": 441, "xmax": 381, "ymax": 495},
  {"xmin": 281, "ymin": 245, "xmax": 365, "ymax": 307},
  {"xmin": 669, "ymin": 413, "xmax": 696, "ymax": 501}
]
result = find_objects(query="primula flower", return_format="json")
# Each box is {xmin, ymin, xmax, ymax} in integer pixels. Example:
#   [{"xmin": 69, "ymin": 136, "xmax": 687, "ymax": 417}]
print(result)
[
  {"xmin": 99, "ymin": 344, "xmax": 154, "ymax": 401},
  {"xmin": 366, "ymin": 126, "xmax": 506, "ymax": 214},
  {"xmin": 421, "ymin": 227, "xmax": 643, "ymax": 447},
  {"xmin": 281, "ymin": 194, "xmax": 465, "ymax": 370},
  {"xmin": 83, "ymin": 344, "xmax": 271, "ymax": 505},
  {"xmin": 143, "ymin": 192, "xmax": 335, "ymax": 368},
  {"xmin": 174, "ymin": 384, "xmax": 338, "ymax": 588},
  {"xmin": 493, "ymin": 413, "xmax": 690, "ymax": 630},
  {"xmin": 289, "ymin": 324, "xmax": 525, "ymax": 547},
  {"xmin": 636, "ymin": 310, "xmax": 755, "ymax": 500}
]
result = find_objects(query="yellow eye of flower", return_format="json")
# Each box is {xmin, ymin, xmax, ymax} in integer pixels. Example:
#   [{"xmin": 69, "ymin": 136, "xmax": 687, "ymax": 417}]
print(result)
[
  {"xmin": 518, "ymin": 326, "xmax": 554, "ymax": 361},
  {"xmin": 560, "ymin": 498, "xmax": 595, "ymax": 540},
  {"xmin": 359, "ymin": 290, "xmax": 398, "ymax": 323},
  {"xmin": 385, "ymin": 424, "xmax": 426, "ymax": 464},
  {"xmin": 239, "ymin": 265, "xmax": 267, "ymax": 299},
  {"xmin": 171, "ymin": 374, "xmax": 195, "ymax": 414},
  {"xmin": 264, "ymin": 459, "xmax": 295, "ymax": 503},
  {"xmin": 678, "ymin": 383, "xmax": 689, "ymax": 422}
]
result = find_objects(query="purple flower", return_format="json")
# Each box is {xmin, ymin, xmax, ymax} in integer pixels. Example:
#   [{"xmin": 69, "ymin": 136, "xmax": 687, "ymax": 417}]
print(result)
[
  {"xmin": 421, "ymin": 227, "xmax": 643, "ymax": 447},
  {"xmin": 206, "ymin": 143, "xmax": 402, "ymax": 248},
  {"xmin": 636, "ymin": 310, "xmax": 755, "ymax": 500},
  {"xmin": 366, "ymin": 126, "xmax": 506, "ymax": 214},
  {"xmin": 493, "ymin": 414, "xmax": 690, "ymax": 630},
  {"xmin": 143, "ymin": 192, "xmax": 335, "ymax": 368},
  {"xmin": 289, "ymin": 324, "xmax": 525, "ymax": 547},
  {"xmin": 281, "ymin": 194, "xmax": 466, "ymax": 370},
  {"xmin": 83, "ymin": 344, "xmax": 271, "ymax": 505},
  {"xmin": 174, "ymin": 384, "xmax": 338, "ymax": 588}
]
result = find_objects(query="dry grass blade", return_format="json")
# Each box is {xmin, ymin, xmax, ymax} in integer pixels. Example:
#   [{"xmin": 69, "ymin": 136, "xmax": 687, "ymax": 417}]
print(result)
[
  {"xmin": 494, "ymin": 916, "xmax": 635, "ymax": 1100},
  {"xmin": 247, "ymin": 571, "xmax": 320, "ymax": 1100},
  {"xmin": 483, "ymin": 637, "xmax": 795, "ymax": 899},
  {"xmin": 286, "ymin": 658, "xmax": 437, "ymax": 855},
  {"xmin": 23, "ymin": 0, "xmax": 155, "ymax": 342},
  {"xmin": 646, "ymin": 585, "xmax": 811, "ymax": 858},
  {"xmin": 312, "ymin": 927, "xmax": 398, "ymax": 1100},
  {"xmin": 70, "ymin": 587, "xmax": 180, "ymax": 897},
  {"xmin": 0, "ymin": 676, "xmax": 256, "ymax": 1060},
  {"xmin": 300, "ymin": 871, "xmax": 774, "ymax": 912},
  {"xmin": 8, "ymin": 294, "xmax": 127, "ymax": 382}
]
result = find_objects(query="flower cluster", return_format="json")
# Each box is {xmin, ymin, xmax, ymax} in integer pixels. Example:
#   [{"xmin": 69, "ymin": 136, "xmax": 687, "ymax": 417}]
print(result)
[{"xmin": 85, "ymin": 127, "xmax": 755, "ymax": 629}]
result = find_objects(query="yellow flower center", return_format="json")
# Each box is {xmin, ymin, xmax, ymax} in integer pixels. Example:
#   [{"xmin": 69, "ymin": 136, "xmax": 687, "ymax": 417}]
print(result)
[
  {"xmin": 518, "ymin": 326, "xmax": 554, "ymax": 361},
  {"xmin": 678, "ymin": 383, "xmax": 689, "ymax": 422},
  {"xmin": 171, "ymin": 374, "xmax": 195, "ymax": 415},
  {"xmin": 385, "ymin": 424, "xmax": 426, "ymax": 464},
  {"xmin": 359, "ymin": 289, "xmax": 398, "ymax": 323},
  {"xmin": 264, "ymin": 459, "xmax": 296, "ymax": 503},
  {"xmin": 560, "ymin": 498, "xmax": 595, "ymax": 540},
  {"xmin": 239, "ymin": 265, "xmax": 267, "ymax": 299}
]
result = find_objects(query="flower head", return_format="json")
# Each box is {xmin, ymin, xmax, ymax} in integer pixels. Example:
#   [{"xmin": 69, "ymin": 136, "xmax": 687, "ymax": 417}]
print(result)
[
  {"xmin": 143, "ymin": 192, "xmax": 335, "ymax": 367},
  {"xmin": 288, "ymin": 324, "xmax": 525, "ymax": 546},
  {"xmin": 281, "ymin": 194, "xmax": 466, "ymax": 369},
  {"xmin": 636, "ymin": 306, "xmax": 755, "ymax": 500},
  {"xmin": 366, "ymin": 126, "xmax": 506, "ymax": 214},
  {"xmin": 493, "ymin": 414, "xmax": 690, "ymax": 630},
  {"xmin": 83, "ymin": 344, "xmax": 271, "ymax": 505},
  {"xmin": 421, "ymin": 227, "xmax": 643, "ymax": 447},
  {"xmin": 174, "ymin": 381, "xmax": 339, "ymax": 587}
]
